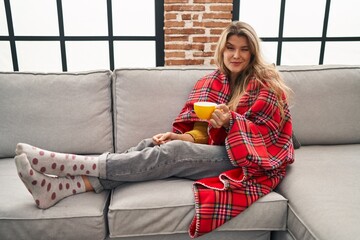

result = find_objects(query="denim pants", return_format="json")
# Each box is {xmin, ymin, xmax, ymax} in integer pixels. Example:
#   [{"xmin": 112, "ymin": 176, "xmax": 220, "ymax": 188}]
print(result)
[{"xmin": 88, "ymin": 138, "xmax": 235, "ymax": 193}]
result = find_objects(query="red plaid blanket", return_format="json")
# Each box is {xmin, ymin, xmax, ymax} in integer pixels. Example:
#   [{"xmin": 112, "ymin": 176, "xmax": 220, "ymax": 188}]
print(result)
[{"xmin": 173, "ymin": 69, "xmax": 294, "ymax": 238}]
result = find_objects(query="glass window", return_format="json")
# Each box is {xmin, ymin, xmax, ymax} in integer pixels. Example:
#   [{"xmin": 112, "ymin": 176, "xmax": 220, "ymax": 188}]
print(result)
[
  {"xmin": 62, "ymin": 0, "xmax": 108, "ymax": 36},
  {"xmin": 327, "ymin": 0, "xmax": 360, "ymax": 37},
  {"xmin": 10, "ymin": 0, "xmax": 59, "ymax": 36},
  {"xmin": 0, "ymin": 42, "xmax": 13, "ymax": 71},
  {"xmin": 16, "ymin": 41, "xmax": 62, "ymax": 71},
  {"xmin": 261, "ymin": 42, "xmax": 278, "ymax": 65},
  {"xmin": 66, "ymin": 41, "xmax": 109, "ymax": 71},
  {"xmin": 324, "ymin": 42, "xmax": 360, "ymax": 64},
  {"xmin": 283, "ymin": 0, "xmax": 326, "ymax": 37},
  {"xmin": 0, "ymin": 0, "xmax": 8, "ymax": 35},
  {"xmin": 239, "ymin": 0, "xmax": 281, "ymax": 38},
  {"xmin": 281, "ymin": 42, "xmax": 321, "ymax": 65},
  {"xmin": 114, "ymin": 41, "xmax": 156, "ymax": 67},
  {"xmin": 112, "ymin": 0, "xmax": 155, "ymax": 36}
]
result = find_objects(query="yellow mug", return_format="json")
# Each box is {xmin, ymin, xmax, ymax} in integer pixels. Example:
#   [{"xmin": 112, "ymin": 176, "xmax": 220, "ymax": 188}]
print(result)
[{"xmin": 194, "ymin": 102, "xmax": 217, "ymax": 120}]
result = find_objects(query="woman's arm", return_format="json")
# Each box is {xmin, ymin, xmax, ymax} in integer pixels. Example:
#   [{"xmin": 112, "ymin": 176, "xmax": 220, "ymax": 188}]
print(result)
[
  {"xmin": 152, "ymin": 131, "xmax": 194, "ymax": 145},
  {"xmin": 153, "ymin": 121, "xmax": 210, "ymax": 145}
]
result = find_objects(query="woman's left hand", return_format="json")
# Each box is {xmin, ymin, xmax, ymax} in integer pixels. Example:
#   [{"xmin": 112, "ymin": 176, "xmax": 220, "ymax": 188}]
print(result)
[{"xmin": 209, "ymin": 104, "xmax": 231, "ymax": 129}]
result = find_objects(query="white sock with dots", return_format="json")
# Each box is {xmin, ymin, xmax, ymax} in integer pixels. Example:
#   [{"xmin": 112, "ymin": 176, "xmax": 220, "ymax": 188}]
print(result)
[
  {"xmin": 15, "ymin": 153, "xmax": 86, "ymax": 209},
  {"xmin": 16, "ymin": 143, "xmax": 99, "ymax": 177}
]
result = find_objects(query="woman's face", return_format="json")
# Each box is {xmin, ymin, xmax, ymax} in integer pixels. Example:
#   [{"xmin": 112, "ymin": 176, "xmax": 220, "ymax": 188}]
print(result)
[{"xmin": 223, "ymin": 35, "xmax": 252, "ymax": 82}]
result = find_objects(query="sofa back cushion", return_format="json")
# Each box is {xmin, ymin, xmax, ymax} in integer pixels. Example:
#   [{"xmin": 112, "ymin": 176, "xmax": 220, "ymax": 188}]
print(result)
[
  {"xmin": 279, "ymin": 65, "xmax": 360, "ymax": 145},
  {"xmin": 113, "ymin": 68, "xmax": 214, "ymax": 153},
  {"xmin": 0, "ymin": 70, "xmax": 113, "ymax": 158}
]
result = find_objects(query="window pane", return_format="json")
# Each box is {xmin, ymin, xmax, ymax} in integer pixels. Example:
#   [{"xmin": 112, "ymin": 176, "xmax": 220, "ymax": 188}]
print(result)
[
  {"xmin": 261, "ymin": 42, "xmax": 278, "ymax": 65},
  {"xmin": 324, "ymin": 42, "xmax": 360, "ymax": 65},
  {"xmin": 281, "ymin": 42, "xmax": 321, "ymax": 65},
  {"xmin": 62, "ymin": 0, "xmax": 107, "ymax": 36},
  {"xmin": 239, "ymin": 0, "xmax": 281, "ymax": 38},
  {"xmin": 0, "ymin": 41, "xmax": 13, "ymax": 71},
  {"xmin": 327, "ymin": 0, "xmax": 360, "ymax": 37},
  {"xmin": 113, "ymin": 0, "xmax": 155, "ymax": 36},
  {"xmin": 283, "ymin": 0, "xmax": 326, "ymax": 37},
  {"xmin": 66, "ymin": 41, "xmax": 109, "ymax": 71},
  {"xmin": 114, "ymin": 41, "xmax": 156, "ymax": 67},
  {"xmin": 0, "ymin": 0, "xmax": 8, "ymax": 35},
  {"xmin": 11, "ymin": 0, "xmax": 58, "ymax": 36},
  {"xmin": 16, "ymin": 41, "xmax": 62, "ymax": 71}
]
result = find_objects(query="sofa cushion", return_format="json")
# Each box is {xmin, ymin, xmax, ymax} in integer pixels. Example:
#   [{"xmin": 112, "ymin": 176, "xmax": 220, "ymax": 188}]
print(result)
[
  {"xmin": 0, "ymin": 70, "xmax": 113, "ymax": 158},
  {"xmin": 107, "ymin": 178, "xmax": 287, "ymax": 238},
  {"xmin": 276, "ymin": 144, "xmax": 360, "ymax": 240},
  {"xmin": 113, "ymin": 67, "xmax": 214, "ymax": 153},
  {"xmin": 0, "ymin": 158, "xmax": 110, "ymax": 240},
  {"xmin": 278, "ymin": 65, "xmax": 360, "ymax": 145}
]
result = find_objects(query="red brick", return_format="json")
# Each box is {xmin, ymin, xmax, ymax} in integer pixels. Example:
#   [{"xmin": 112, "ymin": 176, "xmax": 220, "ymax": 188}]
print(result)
[
  {"xmin": 164, "ymin": 28, "xmax": 206, "ymax": 35},
  {"xmin": 164, "ymin": 5, "xmax": 205, "ymax": 12},
  {"xmin": 199, "ymin": 21, "xmax": 231, "ymax": 28},
  {"xmin": 181, "ymin": 14, "xmax": 192, "ymax": 20},
  {"xmin": 211, "ymin": 44, "xmax": 218, "ymax": 51},
  {"xmin": 165, "ymin": 44, "xmax": 205, "ymax": 51},
  {"xmin": 166, "ymin": 59, "xmax": 205, "ymax": 66},
  {"xmin": 164, "ymin": 21, "xmax": 185, "ymax": 28},
  {"xmin": 165, "ymin": 51, "xmax": 186, "ymax": 58},
  {"xmin": 165, "ymin": 0, "xmax": 189, "ymax": 3},
  {"xmin": 193, "ymin": 51, "xmax": 214, "ymax": 57},
  {"xmin": 165, "ymin": 35, "xmax": 189, "ymax": 42},
  {"xmin": 193, "ymin": 36, "xmax": 219, "ymax": 43},
  {"xmin": 165, "ymin": 13, "xmax": 178, "ymax": 20},
  {"xmin": 194, "ymin": 0, "xmax": 232, "ymax": 3},
  {"xmin": 210, "ymin": 29, "xmax": 224, "ymax": 35},
  {"xmin": 210, "ymin": 5, "xmax": 233, "ymax": 12},
  {"xmin": 203, "ymin": 13, "xmax": 232, "ymax": 20}
]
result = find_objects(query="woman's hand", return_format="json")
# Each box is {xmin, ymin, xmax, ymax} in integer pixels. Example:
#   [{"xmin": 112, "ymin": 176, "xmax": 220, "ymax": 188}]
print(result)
[
  {"xmin": 152, "ymin": 132, "xmax": 194, "ymax": 145},
  {"xmin": 209, "ymin": 104, "xmax": 231, "ymax": 129}
]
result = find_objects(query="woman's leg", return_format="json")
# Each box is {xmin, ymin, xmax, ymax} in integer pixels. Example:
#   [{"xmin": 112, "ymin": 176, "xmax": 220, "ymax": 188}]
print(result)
[
  {"xmin": 16, "ymin": 143, "xmax": 99, "ymax": 177},
  {"xmin": 15, "ymin": 153, "xmax": 87, "ymax": 209},
  {"xmin": 102, "ymin": 139, "xmax": 235, "ymax": 182},
  {"xmin": 88, "ymin": 138, "xmax": 235, "ymax": 192},
  {"xmin": 16, "ymin": 139, "xmax": 235, "ymax": 192}
]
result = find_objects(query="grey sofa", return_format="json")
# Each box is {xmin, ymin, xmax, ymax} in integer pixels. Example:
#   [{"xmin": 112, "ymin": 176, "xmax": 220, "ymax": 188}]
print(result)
[{"xmin": 0, "ymin": 65, "xmax": 359, "ymax": 240}]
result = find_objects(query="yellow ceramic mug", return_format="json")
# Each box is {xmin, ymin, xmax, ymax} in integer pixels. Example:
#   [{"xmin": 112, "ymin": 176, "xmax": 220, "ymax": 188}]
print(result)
[{"xmin": 194, "ymin": 102, "xmax": 217, "ymax": 120}]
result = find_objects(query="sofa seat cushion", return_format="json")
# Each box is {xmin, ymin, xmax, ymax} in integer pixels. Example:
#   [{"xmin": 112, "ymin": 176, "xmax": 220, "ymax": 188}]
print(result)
[
  {"xmin": 108, "ymin": 178, "xmax": 288, "ymax": 238},
  {"xmin": 0, "ymin": 158, "xmax": 110, "ymax": 240},
  {"xmin": 276, "ymin": 144, "xmax": 360, "ymax": 240}
]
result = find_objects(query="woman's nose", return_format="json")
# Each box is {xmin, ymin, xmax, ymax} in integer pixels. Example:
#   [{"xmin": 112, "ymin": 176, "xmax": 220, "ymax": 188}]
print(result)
[{"xmin": 233, "ymin": 50, "xmax": 240, "ymax": 59}]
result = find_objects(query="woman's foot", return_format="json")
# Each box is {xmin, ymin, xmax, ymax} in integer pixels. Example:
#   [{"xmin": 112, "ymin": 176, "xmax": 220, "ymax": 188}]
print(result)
[
  {"xmin": 15, "ymin": 143, "xmax": 99, "ymax": 177},
  {"xmin": 15, "ymin": 153, "xmax": 86, "ymax": 209}
]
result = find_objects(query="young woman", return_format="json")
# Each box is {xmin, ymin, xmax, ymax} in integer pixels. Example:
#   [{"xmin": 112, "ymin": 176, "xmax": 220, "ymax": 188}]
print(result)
[{"xmin": 14, "ymin": 21, "xmax": 294, "ymax": 238}]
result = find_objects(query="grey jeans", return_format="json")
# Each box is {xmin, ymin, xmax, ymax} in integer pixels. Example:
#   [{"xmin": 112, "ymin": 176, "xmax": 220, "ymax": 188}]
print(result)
[{"xmin": 88, "ymin": 138, "xmax": 235, "ymax": 193}]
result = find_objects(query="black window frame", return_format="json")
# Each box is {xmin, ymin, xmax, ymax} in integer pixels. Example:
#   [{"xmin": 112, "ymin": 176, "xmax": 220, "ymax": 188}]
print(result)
[
  {"xmin": 232, "ymin": 0, "xmax": 360, "ymax": 65},
  {"xmin": 1, "ymin": 0, "xmax": 164, "ymax": 72}
]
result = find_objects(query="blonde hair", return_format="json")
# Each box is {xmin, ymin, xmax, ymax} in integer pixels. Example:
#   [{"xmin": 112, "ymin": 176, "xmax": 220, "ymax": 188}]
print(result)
[{"xmin": 214, "ymin": 21, "xmax": 292, "ymax": 119}]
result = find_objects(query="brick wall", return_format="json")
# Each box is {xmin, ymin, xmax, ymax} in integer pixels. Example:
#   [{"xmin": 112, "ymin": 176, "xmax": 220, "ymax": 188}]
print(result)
[{"xmin": 164, "ymin": 0, "xmax": 233, "ymax": 66}]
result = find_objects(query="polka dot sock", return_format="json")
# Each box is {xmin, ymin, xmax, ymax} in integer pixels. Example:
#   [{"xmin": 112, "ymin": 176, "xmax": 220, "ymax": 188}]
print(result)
[
  {"xmin": 15, "ymin": 153, "xmax": 86, "ymax": 209},
  {"xmin": 16, "ymin": 143, "xmax": 99, "ymax": 177}
]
